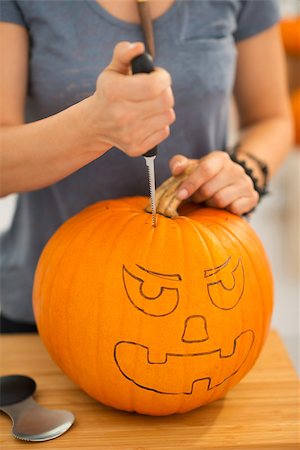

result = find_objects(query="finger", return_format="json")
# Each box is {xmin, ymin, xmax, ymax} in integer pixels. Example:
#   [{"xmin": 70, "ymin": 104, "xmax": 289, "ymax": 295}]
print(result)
[
  {"xmin": 169, "ymin": 154, "xmax": 194, "ymax": 176},
  {"xmin": 227, "ymin": 193, "xmax": 259, "ymax": 216},
  {"xmin": 123, "ymin": 86, "xmax": 174, "ymax": 119},
  {"xmin": 125, "ymin": 68, "xmax": 172, "ymax": 101},
  {"xmin": 136, "ymin": 109, "xmax": 175, "ymax": 149},
  {"xmin": 143, "ymin": 126, "xmax": 171, "ymax": 152},
  {"xmin": 192, "ymin": 168, "xmax": 253, "ymax": 203},
  {"xmin": 127, "ymin": 126, "xmax": 171, "ymax": 156},
  {"xmin": 121, "ymin": 110, "xmax": 175, "ymax": 156},
  {"xmin": 102, "ymin": 67, "xmax": 172, "ymax": 102},
  {"xmin": 202, "ymin": 182, "xmax": 250, "ymax": 208},
  {"xmin": 106, "ymin": 41, "xmax": 145, "ymax": 75},
  {"xmin": 141, "ymin": 108, "xmax": 176, "ymax": 133},
  {"xmin": 176, "ymin": 152, "xmax": 227, "ymax": 200}
]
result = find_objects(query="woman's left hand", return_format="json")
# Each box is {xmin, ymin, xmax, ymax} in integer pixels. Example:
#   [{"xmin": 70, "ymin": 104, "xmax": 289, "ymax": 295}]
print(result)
[{"xmin": 169, "ymin": 151, "xmax": 260, "ymax": 216}]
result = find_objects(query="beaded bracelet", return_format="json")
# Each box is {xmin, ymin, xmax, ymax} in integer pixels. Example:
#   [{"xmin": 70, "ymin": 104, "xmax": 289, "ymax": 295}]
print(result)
[{"xmin": 228, "ymin": 144, "xmax": 269, "ymax": 203}]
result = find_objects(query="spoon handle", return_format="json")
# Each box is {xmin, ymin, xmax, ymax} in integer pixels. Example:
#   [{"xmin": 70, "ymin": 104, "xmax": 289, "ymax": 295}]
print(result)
[
  {"xmin": 1, "ymin": 396, "xmax": 75, "ymax": 442},
  {"xmin": 1, "ymin": 375, "xmax": 75, "ymax": 441}
]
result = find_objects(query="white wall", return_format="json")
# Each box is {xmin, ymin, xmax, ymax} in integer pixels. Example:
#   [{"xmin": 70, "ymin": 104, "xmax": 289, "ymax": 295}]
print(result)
[
  {"xmin": 251, "ymin": 152, "xmax": 300, "ymax": 373},
  {"xmin": 227, "ymin": 101, "xmax": 299, "ymax": 373}
]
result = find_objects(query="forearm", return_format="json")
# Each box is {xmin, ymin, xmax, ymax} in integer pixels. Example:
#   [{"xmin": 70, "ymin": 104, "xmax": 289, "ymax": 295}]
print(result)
[
  {"xmin": 1, "ymin": 41, "xmax": 174, "ymax": 198},
  {"xmin": 235, "ymin": 114, "xmax": 294, "ymax": 184},
  {"xmin": 0, "ymin": 97, "xmax": 109, "ymax": 197}
]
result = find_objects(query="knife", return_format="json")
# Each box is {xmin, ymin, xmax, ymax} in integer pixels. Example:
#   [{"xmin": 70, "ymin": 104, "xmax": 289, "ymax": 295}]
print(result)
[{"xmin": 132, "ymin": 52, "xmax": 157, "ymax": 227}]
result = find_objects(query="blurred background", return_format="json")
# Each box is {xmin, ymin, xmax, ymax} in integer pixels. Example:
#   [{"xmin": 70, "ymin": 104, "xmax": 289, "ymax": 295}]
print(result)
[
  {"xmin": 0, "ymin": 0, "xmax": 299, "ymax": 372},
  {"xmin": 224, "ymin": 0, "xmax": 300, "ymax": 373},
  {"xmin": 253, "ymin": 0, "xmax": 299, "ymax": 373}
]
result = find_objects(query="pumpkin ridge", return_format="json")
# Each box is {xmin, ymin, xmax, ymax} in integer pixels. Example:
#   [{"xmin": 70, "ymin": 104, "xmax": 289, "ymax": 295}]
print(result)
[
  {"xmin": 179, "ymin": 217, "xmax": 226, "ymax": 405},
  {"xmin": 206, "ymin": 222, "xmax": 247, "ymax": 390},
  {"xmin": 177, "ymin": 220, "xmax": 190, "ymax": 413},
  {"xmin": 51, "ymin": 214, "xmax": 114, "ymax": 377},
  {"xmin": 72, "ymin": 209, "xmax": 139, "ymax": 396},
  {"xmin": 35, "ymin": 212, "xmax": 98, "ymax": 346},
  {"xmin": 83, "ymin": 208, "xmax": 144, "ymax": 409},
  {"xmin": 33, "ymin": 212, "xmax": 94, "ymax": 313},
  {"xmin": 93, "ymin": 209, "xmax": 143, "ymax": 408},
  {"xmin": 131, "ymin": 215, "xmax": 163, "ymax": 413},
  {"xmin": 203, "ymin": 217, "xmax": 273, "ymax": 367},
  {"xmin": 41, "ymin": 207, "xmax": 130, "ymax": 377},
  {"xmin": 39, "ymin": 214, "xmax": 103, "ymax": 376},
  {"xmin": 169, "ymin": 217, "xmax": 216, "ymax": 407},
  {"xmin": 176, "ymin": 215, "xmax": 266, "ymax": 400},
  {"xmin": 101, "ymin": 210, "xmax": 149, "ymax": 411},
  {"xmin": 34, "ymin": 204, "xmax": 119, "ymax": 308}
]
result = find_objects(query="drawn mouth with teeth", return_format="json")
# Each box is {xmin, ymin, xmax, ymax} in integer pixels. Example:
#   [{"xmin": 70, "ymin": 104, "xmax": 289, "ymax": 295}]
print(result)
[{"xmin": 114, "ymin": 330, "xmax": 255, "ymax": 395}]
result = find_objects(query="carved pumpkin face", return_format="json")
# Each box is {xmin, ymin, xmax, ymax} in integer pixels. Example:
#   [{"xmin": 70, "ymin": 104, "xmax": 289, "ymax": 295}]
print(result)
[{"xmin": 33, "ymin": 197, "xmax": 273, "ymax": 416}]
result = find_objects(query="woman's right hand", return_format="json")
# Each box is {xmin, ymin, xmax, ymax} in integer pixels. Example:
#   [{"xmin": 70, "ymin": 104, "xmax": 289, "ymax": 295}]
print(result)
[
  {"xmin": 88, "ymin": 41, "xmax": 175, "ymax": 157},
  {"xmin": 0, "ymin": 34, "xmax": 174, "ymax": 196}
]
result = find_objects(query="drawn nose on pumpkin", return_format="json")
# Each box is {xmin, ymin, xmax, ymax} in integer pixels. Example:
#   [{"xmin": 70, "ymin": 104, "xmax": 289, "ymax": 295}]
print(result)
[{"xmin": 182, "ymin": 315, "xmax": 209, "ymax": 343}]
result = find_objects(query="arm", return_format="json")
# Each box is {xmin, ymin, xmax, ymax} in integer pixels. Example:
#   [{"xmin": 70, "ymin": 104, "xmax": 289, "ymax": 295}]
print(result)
[
  {"xmin": 0, "ymin": 24, "xmax": 174, "ymax": 197},
  {"xmin": 233, "ymin": 24, "xmax": 293, "ymax": 179},
  {"xmin": 169, "ymin": 25, "xmax": 294, "ymax": 215}
]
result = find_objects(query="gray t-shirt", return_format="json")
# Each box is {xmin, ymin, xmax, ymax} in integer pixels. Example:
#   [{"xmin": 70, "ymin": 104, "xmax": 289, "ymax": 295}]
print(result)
[{"xmin": 0, "ymin": 0, "xmax": 280, "ymax": 323}]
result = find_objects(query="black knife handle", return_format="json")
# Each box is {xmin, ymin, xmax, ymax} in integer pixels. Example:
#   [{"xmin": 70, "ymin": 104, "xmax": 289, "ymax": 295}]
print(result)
[
  {"xmin": 132, "ymin": 51, "xmax": 154, "ymax": 75},
  {"xmin": 131, "ymin": 52, "xmax": 157, "ymax": 158}
]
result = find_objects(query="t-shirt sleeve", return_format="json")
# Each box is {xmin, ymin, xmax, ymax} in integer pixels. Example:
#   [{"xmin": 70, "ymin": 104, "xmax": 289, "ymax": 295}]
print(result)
[
  {"xmin": 0, "ymin": 0, "xmax": 27, "ymax": 28},
  {"xmin": 234, "ymin": 0, "xmax": 281, "ymax": 42}
]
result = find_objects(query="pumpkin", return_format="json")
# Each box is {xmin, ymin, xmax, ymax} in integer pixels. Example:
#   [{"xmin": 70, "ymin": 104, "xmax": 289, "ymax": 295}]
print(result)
[
  {"xmin": 280, "ymin": 17, "xmax": 300, "ymax": 56},
  {"xmin": 33, "ymin": 168, "xmax": 273, "ymax": 416},
  {"xmin": 291, "ymin": 89, "xmax": 300, "ymax": 145}
]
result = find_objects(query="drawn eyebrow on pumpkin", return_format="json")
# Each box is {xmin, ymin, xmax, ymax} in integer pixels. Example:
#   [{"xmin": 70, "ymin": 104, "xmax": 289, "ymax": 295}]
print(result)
[
  {"xmin": 204, "ymin": 257, "xmax": 231, "ymax": 278},
  {"xmin": 136, "ymin": 264, "xmax": 182, "ymax": 281}
]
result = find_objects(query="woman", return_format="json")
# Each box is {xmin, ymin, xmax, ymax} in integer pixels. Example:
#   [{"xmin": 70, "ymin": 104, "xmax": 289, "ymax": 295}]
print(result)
[{"xmin": 0, "ymin": 0, "xmax": 293, "ymax": 332}]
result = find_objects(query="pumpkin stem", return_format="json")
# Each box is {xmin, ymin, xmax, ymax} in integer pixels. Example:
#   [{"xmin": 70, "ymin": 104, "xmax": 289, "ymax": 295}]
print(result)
[{"xmin": 145, "ymin": 163, "xmax": 198, "ymax": 218}]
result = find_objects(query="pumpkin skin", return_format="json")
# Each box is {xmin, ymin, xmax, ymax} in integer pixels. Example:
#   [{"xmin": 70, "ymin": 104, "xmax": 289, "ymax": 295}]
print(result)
[
  {"xmin": 33, "ymin": 197, "xmax": 273, "ymax": 416},
  {"xmin": 291, "ymin": 89, "xmax": 300, "ymax": 145},
  {"xmin": 280, "ymin": 17, "xmax": 300, "ymax": 56}
]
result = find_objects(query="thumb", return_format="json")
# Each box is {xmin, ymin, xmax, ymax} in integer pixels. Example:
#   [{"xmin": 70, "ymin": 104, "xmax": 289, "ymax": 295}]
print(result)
[
  {"xmin": 106, "ymin": 41, "xmax": 145, "ymax": 75},
  {"xmin": 169, "ymin": 154, "xmax": 192, "ymax": 176}
]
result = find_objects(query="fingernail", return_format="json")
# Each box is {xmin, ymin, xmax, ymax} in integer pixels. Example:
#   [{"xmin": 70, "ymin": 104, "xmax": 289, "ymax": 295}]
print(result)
[
  {"xmin": 177, "ymin": 188, "xmax": 189, "ymax": 200},
  {"xmin": 173, "ymin": 162, "xmax": 182, "ymax": 172},
  {"xmin": 127, "ymin": 42, "xmax": 137, "ymax": 49},
  {"xmin": 173, "ymin": 162, "xmax": 186, "ymax": 175}
]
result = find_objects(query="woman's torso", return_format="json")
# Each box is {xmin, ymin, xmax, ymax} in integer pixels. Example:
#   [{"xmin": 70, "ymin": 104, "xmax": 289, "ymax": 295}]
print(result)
[{"xmin": 1, "ymin": 0, "xmax": 240, "ymax": 322}]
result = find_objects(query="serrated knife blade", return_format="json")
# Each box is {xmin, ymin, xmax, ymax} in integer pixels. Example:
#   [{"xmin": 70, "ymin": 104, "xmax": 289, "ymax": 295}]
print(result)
[
  {"xmin": 131, "ymin": 52, "xmax": 158, "ymax": 228},
  {"xmin": 144, "ymin": 154, "xmax": 157, "ymax": 227}
]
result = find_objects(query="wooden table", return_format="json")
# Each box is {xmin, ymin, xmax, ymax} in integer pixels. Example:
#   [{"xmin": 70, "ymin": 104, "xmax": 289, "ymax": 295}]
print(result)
[{"xmin": 0, "ymin": 331, "xmax": 299, "ymax": 449}]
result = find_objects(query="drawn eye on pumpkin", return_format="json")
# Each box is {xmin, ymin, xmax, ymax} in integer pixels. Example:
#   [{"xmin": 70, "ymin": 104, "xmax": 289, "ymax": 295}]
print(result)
[
  {"xmin": 122, "ymin": 265, "xmax": 181, "ymax": 317},
  {"xmin": 204, "ymin": 257, "xmax": 245, "ymax": 310}
]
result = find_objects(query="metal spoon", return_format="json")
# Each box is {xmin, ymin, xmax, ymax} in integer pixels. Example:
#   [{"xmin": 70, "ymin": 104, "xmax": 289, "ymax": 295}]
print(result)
[{"xmin": 0, "ymin": 374, "xmax": 75, "ymax": 441}]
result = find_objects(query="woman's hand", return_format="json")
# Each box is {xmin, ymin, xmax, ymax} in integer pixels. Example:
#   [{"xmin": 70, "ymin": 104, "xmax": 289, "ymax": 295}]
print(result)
[
  {"xmin": 88, "ymin": 41, "xmax": 175, "ymax": 157},
  {"xmin": 169, "ymin": 152, "xmax": 260, "ymax": 216},
  {"xmin": 0, "ymin": 35, "xmax": 175, "ymax": 196}
]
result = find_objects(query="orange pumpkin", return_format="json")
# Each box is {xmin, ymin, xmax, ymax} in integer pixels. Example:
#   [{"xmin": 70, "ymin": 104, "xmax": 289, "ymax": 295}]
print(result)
[
  {"xmin": 33, "ymin": 174, "xmax": 273, "ymax": 416},
  {"xmin": 291, "ymin": 89, "xmax": 300, "ymax": 145},
  {"xmin": 280, "ymin": 17, "xmax": 300, "ymax": 55}
]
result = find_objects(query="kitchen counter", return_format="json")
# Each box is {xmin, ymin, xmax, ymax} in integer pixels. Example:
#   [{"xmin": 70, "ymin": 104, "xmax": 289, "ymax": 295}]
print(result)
[{"xmin": 0, "ymin": 331, "xmax": 299, "ymax": 449}]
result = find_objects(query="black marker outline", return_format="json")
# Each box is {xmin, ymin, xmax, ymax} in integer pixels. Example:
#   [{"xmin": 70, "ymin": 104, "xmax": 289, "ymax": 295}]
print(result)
[
  {"xmin": 122, "ymin": 265, "xmax": 181, "ymax": 317},
  {"xmin": 181, "ymin": 315, "xmax": 209, "ymax": 343},
  {"xmin": 206, "ymin": 258, "xmax": 245, "ymax": 310},
  {"xmin": 114, "ymin": 329, "xmax": 255, "ymax": 395}
]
